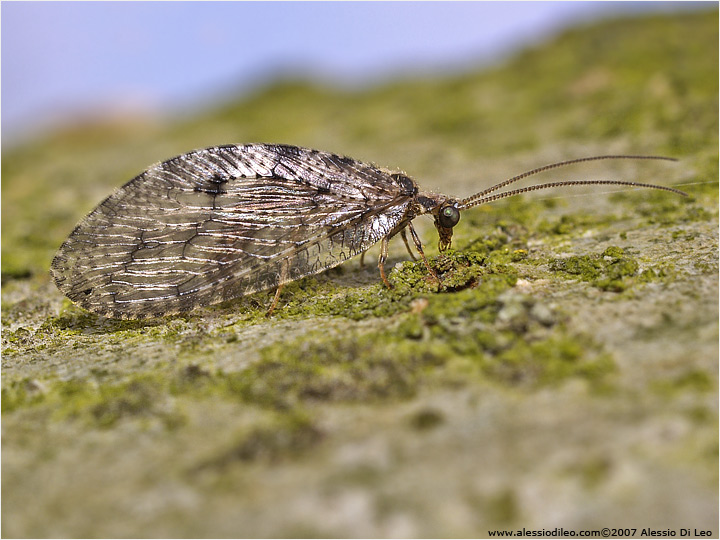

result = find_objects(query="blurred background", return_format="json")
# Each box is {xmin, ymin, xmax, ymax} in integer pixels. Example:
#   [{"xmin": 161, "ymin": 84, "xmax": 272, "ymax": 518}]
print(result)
[{"xmin": 1, "ymin": 1, "xmax": 711, "ymax": 146}]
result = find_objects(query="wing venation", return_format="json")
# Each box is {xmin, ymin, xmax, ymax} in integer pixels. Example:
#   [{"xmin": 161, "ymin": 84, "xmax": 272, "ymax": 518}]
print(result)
[{"xmin": 51, "ymin": 144, "xmax": 413, "ymax": 317}]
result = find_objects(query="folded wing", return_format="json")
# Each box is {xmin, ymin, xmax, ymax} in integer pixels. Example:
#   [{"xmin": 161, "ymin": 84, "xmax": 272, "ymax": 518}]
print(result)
[{"xmin": 51, "ymin": 144, "xmax": 413, "ymax": 318}]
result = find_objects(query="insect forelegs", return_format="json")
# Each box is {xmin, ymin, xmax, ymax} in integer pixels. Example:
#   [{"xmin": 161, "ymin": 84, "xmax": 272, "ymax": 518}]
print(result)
[
  {"xmin": 400, "ymin": 229, "xmax": 418, "ymax": 261},
  {"xmin": 378, "ymin": 224, "xmax": 442, "ymax": 291},
  {"xmin": 408, "ymin": 223, "xmax": 441, "ymax": 286}
]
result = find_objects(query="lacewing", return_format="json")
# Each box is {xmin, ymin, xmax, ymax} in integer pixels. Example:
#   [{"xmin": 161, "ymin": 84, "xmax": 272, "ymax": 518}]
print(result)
[{"xmin": 51, "ymin": 144, "xmax": 686, "ymax": 318}]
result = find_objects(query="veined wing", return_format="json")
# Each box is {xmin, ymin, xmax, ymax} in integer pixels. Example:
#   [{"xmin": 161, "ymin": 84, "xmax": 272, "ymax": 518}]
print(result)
[{"xmin": 51, "ymin": 144, "xmax": 414, "ymax": 318}]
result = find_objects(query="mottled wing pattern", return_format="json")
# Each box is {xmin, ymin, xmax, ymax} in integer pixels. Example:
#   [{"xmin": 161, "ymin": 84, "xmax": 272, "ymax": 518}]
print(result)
[{"xmin": 51, "ymin": 144, "xmax": 415, "ymax": 318}]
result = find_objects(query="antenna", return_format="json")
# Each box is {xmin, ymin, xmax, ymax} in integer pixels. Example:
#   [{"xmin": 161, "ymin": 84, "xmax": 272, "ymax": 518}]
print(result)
[
  {"xmin": 459, "ymin": 155, "xmax": 682, "ymax": 210},
  {"xmin": 460, "ymin": 179, "xmax": 688, "ymax": 209}
]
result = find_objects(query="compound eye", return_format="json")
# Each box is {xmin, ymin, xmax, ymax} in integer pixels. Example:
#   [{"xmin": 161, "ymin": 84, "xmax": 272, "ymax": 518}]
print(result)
[{"xmin": 439, "ymin": 205, "xmax": 460, "ymax": 228}]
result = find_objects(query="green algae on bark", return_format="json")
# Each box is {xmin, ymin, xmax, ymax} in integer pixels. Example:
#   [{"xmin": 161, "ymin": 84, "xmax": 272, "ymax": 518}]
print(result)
[{"xmin": 549, "ymin": 246, "xmax": 640, "ymax": 292}]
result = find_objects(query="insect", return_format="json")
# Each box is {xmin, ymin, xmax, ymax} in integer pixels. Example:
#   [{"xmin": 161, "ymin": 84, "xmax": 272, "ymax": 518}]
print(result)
[{"xmin": 51, "ymin": 144, "xmax": 686, "ymax": 319}]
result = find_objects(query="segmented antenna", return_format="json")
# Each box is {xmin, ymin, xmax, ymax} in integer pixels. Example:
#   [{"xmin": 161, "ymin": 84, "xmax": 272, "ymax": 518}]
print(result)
[
  {"xmin": 461, "ymin": 179, "xmax": 688, "ymax": 209},
  {"xmin": 459, "ymin": 155, "xmax": 681, "ymax": 210}
]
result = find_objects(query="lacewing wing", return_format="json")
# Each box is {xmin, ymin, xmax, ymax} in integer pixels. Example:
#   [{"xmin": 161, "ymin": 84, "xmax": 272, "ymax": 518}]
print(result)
[{"xmin": 51, "ymin": 144, "xmax": 686, "ymax": 318}]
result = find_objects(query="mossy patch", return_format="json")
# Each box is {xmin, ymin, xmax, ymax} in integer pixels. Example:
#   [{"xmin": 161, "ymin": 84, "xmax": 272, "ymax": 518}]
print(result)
[
  {"xmin": 612, "ymin": 189, "xmax": 717, "ymax": 226},
  {"xmin": 246, "ymin": 290, "xmax": 615, "ymax": 398},
  {"xmin": 651, "ymin": 369, "xmax": 715, "ymax": 397},
  {"xmin": 537, "ymin": 212, "xmax": 620, "ymax": 237},
  {"xmin": 244, "ymin": 333, "xmax": 447, "ymax": 407},
  {"xmin": 408, "ymin": 407, "xmax": 445, "ymax": 430},
  {"xmin": 4, "ymin": 284, "xmax": 615, "ymax": 420},
  {"xmin": 549, "ymin": 246, "xmax": 644, "ymax": 292},
  {"xmin": 255, "ymin": 246, "xmax": 520, "ymax": 322},
  {"xmin": 484, "ymin": 334, "xmax": 615, "ymax": 387},
  {"xmin": 193, "ymin": 412, "xmax": 323, "ymax": 471}
]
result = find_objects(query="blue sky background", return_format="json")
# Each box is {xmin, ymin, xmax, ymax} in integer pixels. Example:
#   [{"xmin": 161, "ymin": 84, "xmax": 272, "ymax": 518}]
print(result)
[{"xmin": 1, "ymin": 1, "xmax": 711, "ymax": 145}]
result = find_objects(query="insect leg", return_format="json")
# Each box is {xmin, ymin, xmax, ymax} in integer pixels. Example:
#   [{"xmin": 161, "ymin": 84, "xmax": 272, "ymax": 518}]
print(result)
[
  {"xmin": 401, "ymin": 228, "xmax": 418, "ymax": 261},
  {"xmin": 408, "ymin": 222, "xmax": 441, "ymax": 285},
  {"xmin": 266, "ymin": 260, "xmax": 289, "ymax": 317},
  {"xmin": 361, "ymin": 228, "xmax": 407, "ymax": 269},
  {"xmin": 378, "ymin": 236, "xmax": 392, "ymax": 289},
  {"xmin": 266, "ymin": 284, "xmax": 285, "ymax": 317}
]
